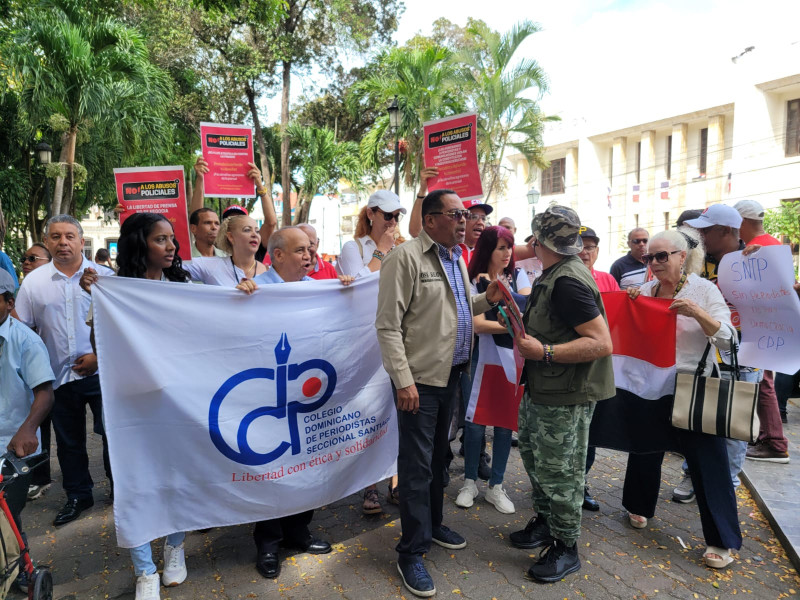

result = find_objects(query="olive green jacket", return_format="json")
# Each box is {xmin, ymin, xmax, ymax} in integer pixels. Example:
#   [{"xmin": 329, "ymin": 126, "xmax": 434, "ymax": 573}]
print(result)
[
  {"xmin": 376, "ymin": 229, "xmax": 491, "ymax": 389},
  {"xmin": 522, "ymin": 255, "xmax": 615, "ymax": 406}
]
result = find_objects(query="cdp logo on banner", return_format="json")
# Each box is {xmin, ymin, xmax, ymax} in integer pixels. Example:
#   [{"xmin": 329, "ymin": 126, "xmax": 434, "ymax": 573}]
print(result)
[{"xmin": 208, "ymin": 334, "xmax": 337, "ymax": 466}]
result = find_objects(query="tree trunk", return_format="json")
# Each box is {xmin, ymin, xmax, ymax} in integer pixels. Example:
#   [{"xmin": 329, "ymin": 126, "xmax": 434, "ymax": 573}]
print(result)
[
  {"xmin": 246, "ymin": 83, "xmax": 272, "ymax": 189},
  {"xmin": 293, "ymin": 196, "xmax": 311, "ymax": 225},
  {"xmin": 280, "ymin": 60, "xmax": 292, "ymax": 227},
  {"xmin": 52, "ymin": 127, "xmax": 78, "ymax": 216}
]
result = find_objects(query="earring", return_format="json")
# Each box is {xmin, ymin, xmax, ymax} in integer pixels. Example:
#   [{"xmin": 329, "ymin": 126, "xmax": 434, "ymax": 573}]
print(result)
[{"xmin": 369, "ymin": 219, "xmax": 373, "ymax": 226}]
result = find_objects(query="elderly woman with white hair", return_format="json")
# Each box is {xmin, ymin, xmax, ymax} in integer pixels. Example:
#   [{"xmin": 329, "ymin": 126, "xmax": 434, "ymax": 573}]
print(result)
[
  {"xmin": 337, "ymin": 190, "xmax": 407, "ymax": 515},
  {"xmin": 624, "ymin": 227, "xmax": 741, "ymax": 569}
]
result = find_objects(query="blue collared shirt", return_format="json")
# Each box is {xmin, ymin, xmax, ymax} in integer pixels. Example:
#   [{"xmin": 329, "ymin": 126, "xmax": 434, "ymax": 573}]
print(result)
[
  {"xmin": 253, "ymin": 266, "xmax": 312, "ymax": 285},
  {"xmin": 436, "ymin": 243, "xmax": 472, "ymax": 365},
  {"xmin": 0, "ymin": 316, "xmax": 55, "ymax": 454}
]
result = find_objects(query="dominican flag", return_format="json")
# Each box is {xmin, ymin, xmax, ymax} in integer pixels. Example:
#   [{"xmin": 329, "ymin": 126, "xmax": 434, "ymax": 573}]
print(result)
[
  {"xmin": 465, "ymin": 334, "xmax": 524, "ymax": 431},
  {"xmin": 590, "ymin": 292, "xmax": 680, "ymax": 453}
]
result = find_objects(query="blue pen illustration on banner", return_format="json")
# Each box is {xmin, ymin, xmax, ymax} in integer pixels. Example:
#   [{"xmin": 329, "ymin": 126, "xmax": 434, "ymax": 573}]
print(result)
[{"xmin": 208, "ymin": 333, "xmax": 337, "ymax": 466}]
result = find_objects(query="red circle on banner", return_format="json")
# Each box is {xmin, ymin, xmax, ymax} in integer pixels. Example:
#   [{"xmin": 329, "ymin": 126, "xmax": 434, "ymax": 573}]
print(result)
[{"xmin": 303, "ymin": 377, "xmax": 322, "ymax": 397}]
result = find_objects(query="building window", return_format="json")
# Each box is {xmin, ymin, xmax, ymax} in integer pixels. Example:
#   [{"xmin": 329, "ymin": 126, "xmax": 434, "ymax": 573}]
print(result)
[
  {"xmin": 787, "ymin": 99, "xmax": 800, "ymax": 157},
  {"xmin": 635, "ymin": 141, "xmax": 641, "ymax": 183},
  {"xmin": 699, "ymin": 128, "xmax": 708, "ymax": 176},
  {"xmin": 666, "ymin": 135, "xmax": 672, "ymax": 180},
  {"xmin": 541, "ymin": 158, "xmax": 565, "ymax": 195}
]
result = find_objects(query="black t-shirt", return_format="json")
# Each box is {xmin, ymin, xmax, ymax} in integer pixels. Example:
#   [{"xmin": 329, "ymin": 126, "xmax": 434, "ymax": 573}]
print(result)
[{"xmin": 550, "ymin": 276, "xmax": 601, "ymax": 329}]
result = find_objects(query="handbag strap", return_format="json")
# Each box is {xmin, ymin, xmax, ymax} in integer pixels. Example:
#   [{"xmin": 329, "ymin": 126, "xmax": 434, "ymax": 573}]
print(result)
[{"xmin": 695, "ymin": 342, "xmax": 713, "ymax": 377}]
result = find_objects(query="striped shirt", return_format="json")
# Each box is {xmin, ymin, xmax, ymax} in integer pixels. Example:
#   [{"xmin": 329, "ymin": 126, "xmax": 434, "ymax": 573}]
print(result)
[{"xmin": 437, "ymin": 243, "xmax": 472, "ymax": 366}]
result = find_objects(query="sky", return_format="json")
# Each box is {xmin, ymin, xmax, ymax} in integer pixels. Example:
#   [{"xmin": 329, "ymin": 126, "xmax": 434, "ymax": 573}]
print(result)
[{"xmin": 391, "ymin": 0, "xmax": 800, "ymax": 128}]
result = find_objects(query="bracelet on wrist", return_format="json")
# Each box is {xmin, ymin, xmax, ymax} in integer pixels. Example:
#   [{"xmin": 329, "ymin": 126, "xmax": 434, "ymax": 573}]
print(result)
[
  {"xmin": 542, "ymin": 344, "xmax": 555, "ymax": 365},
  {"xmin": 372, "ymin": 250, "xmax": 385, "ymax": 261},
  {"xmin": 256, "ymin": 186, "xmax": 268, "ymax": 196},
  {"xmin": 416, "ymin": 194, "xmax": 425, "ymax": 199}
]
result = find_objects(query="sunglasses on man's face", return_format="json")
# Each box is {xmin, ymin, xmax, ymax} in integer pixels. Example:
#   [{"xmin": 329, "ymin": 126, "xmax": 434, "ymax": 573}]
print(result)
[
  {"xmin": 642, "ymin": 250, "xmax": 681, "ymax": 264},
  {"xmin": 377, "ymin": 209, "xmax": 403, "ymax": 223},
  {"xmin": 22, "ymin": 255, "xmax": 49, "ymax": 264},
  {"xmin": 429, "ymin": 209, "xmax": 470, "ymax": 221},
  {"xmin": 630, "ymin": 238, "xmax": 649, "ymax": 245}
]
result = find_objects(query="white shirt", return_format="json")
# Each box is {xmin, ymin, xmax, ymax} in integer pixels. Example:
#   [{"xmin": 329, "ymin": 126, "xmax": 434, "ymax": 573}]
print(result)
[
  {"xmin": 14, "ymin": 257, "xmax": 107, "ymax": 389},
  {"xmin": 639, "ymin": 273, "xmax": 735, "ymax": 376},
  {"xmin": 337, "ymin": 235, "xmax": 381, "ymax": 279},
  {"xmin": 183, "ymin": 256, "xmax": 248, "ymax": 287}
]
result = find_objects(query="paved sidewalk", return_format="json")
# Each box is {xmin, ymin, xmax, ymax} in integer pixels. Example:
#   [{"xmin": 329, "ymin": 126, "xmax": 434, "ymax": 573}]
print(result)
[
  {"xmin": 742, "ymin": 397, "xmax": 800, "ymax": 571},
  {"xmin": 15, "ymin": 424, "xmax": 800, "ymax": 600}
]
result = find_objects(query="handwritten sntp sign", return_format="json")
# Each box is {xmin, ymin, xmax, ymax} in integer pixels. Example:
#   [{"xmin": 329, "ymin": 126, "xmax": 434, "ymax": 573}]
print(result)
[
  {"xmin": 423, "ymin": 112, "xmax": 483, "ymax": 201},
  {"xmin": 200, "ymin": 122, "xmax": 255, "ymax": 198},
  {"xmin": 718, "ymin": 246, "xmax": 800, "ymax": 373}
]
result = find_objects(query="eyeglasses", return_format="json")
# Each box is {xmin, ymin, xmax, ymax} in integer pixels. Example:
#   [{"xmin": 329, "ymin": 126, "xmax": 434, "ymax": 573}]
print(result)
[
  {"xmin": 630, "ymin": 238, "xmax": 649, "ymax": 245},
  {"xmin": 467, "ymin": 213, "xmax": 487, "ymax": 222},
  {"xmin": 21, "ymin": 255, "xmax": 49, "ymax": 264},
  {"xmin": 582, "ymin": 245, "xmax": 598, "ymax": 251},
  {"xmin": 377, "ymin": 209, "xmax": 403, "ymax": 223},
  {"xmin": 429, "ymin": 209, "xmax": 470, "ymax": 221},
  {"xmin": 642, "ymin": 250, "xmax": 681, "ymax": 264}
]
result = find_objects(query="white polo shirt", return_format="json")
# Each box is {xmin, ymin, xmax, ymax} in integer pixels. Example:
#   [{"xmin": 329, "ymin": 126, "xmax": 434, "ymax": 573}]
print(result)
[{"xmin": 14, "ymin": 257, "xmax": 107, "ymax": 389}]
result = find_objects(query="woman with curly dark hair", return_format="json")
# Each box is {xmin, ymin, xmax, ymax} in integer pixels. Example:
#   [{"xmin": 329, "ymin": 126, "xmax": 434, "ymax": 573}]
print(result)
[{"xmin": 80, "ymin": 212, "xmax": 190, "ymax": 599}]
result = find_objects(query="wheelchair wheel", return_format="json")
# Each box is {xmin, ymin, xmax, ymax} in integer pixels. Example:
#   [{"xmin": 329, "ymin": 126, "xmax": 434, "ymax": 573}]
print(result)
[{"xmin": 32, "ymin": 566, "xmax": 53, "ymax": 600}]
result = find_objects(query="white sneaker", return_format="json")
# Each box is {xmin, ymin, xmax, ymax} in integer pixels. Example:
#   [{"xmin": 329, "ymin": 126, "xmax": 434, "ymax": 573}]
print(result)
[
  {"xmin": 485, "ymin": 484, "xmax": 515, "ymax": 514},
  {"xmin": 162, "ymin": 541, "xmax": 187, "ymax": 587},
  {"xmin": 135, "ymin": 573, "xmax": 161, "ymax": 600},
  {"xmin": 454, "ymin": 479, "xmax": 479, "ymax": 508}
]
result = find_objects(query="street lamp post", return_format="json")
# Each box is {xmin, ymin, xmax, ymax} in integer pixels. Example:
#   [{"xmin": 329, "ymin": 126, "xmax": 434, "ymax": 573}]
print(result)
[
  {"xmin": 387, "ymin": 96, "xmax": 400, "ymax": 196},
  {"xmin": 527, "ymin": 187, "xmax": 540, "ymax": 216},
  {"xmin": 35, "ymin": 141, "xmax": 53, "ymax": 220}
]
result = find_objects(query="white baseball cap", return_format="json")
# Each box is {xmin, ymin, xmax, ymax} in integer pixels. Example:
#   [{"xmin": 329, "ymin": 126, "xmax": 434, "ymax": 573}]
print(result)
[
  {"xmin": 685, "ymin": 204, "xmax": 743, "ymax": 229},
  {"xmin": 367, "ymin": 190, "xmax": 407, "ymax": 214},
  {"xmin": 733, "ymin": 199, "xmax": 765, "ymax": 221}
]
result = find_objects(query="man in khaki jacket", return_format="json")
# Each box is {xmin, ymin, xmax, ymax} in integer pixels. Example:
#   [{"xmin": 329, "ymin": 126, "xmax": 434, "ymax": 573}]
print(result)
[{"xmin": 376, "ymin": 189, "xmax": 502, "ymax": 598}]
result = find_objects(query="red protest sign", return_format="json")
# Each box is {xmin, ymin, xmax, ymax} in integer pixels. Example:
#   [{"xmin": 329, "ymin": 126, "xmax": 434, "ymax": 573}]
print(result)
[
  {"xmin": 200, "ymin": 122, "xmax": 255, "ymax": 198},
  {"xmin": 423, "ymin": 112, "xmax": 483, "ymax": 201},
  {"xmin": 113, "ymin": 166, "xmax": 192, "ymax": 262}
]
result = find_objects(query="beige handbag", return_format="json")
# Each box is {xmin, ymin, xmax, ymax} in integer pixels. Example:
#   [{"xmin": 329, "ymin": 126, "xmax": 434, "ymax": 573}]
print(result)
[{"xmin": 672, "ymin": 342, "xmax": 760, "ymax": 442}]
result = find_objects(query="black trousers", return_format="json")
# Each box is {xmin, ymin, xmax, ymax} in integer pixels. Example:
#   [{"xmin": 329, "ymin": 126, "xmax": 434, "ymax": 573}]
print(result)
[
  {"xmin": 253, "ymin": 510, "xmax": 314, "ymax": 554},
  {"xmin": 394, "ymin": 367, "xmax": 461, "ymax": 560},
  {"xmin": 52, "ymin": 375, "xmax": 112, "ymax": 500},
  {"xmin": 623, "ymin": 429, "xmax": 741, "ymax": 550},
  {"xmin": 30, "ymin": 414, "xmax": 52, "ymax": 487}
]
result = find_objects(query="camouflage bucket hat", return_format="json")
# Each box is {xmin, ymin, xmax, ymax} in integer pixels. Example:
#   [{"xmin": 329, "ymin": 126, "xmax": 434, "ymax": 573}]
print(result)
[{"xmin": 531, "ymin": 205, "xmax": 584, "ymax": 256}]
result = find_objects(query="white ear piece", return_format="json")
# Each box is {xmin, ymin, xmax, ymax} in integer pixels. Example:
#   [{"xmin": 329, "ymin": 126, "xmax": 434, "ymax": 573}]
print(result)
[{"xmin": 369, "ymin": 219, "xmax": 373, "ymax": 227}]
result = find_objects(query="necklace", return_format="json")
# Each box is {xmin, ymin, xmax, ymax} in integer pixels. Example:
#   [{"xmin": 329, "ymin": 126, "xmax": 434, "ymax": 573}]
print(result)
[
  {"xmin": 654, "ymin": 273, "xmax": 687, "ymax": 299},
  {"xmin": 231, "ymin": 257, "xmax": 257, "ymax": 283}
]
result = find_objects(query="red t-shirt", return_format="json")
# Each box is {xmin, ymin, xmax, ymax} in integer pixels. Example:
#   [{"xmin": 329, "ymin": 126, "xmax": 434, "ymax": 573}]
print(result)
[
  {"xmin": 592, "ymin": 269, "xmax": 620, "ymax": 293},
  {"xmin": 749, "ymin": 233, "xmax": 782, "ymax": 247},
  {"xmin": 308, "ymin": 259, "xmax": 338, "ymax": 280},
  {"xmin": 458, "ymin": 244, "xmax": 475, "ymax": 265}
]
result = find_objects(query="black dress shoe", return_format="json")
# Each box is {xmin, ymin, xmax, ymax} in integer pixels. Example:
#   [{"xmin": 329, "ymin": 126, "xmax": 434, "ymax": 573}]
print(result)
[
  {"xmin": 255, "ymin": 552, "xmax": 280, "ymax": 579},
  {"xmin": 527, "ymin": 540, "xmax": 581, "ymax": 583},
  {"xmin": 283, "ymin": 537, "xmax": 332, "ymax": 555},
  {"xmin": 582, "ymin": 487, "xmax": 599, "ymax": 512},
  {"xmin": 509, "ymin": 514, "xmax": 553, "ymax": 549},
  {"xmin": 53, "ymin": 497, "xmax": 94, "ymax": 526}
]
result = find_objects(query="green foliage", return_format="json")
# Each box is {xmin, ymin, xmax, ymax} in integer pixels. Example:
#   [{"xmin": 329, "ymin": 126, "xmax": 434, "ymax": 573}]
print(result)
[
  {"xmin": 287, "ymin": 123, "xmax": 362, "ymax": 222},
  {"xmin": 763, "ymin": 202, "xmax": 800, "ymax": 245}
]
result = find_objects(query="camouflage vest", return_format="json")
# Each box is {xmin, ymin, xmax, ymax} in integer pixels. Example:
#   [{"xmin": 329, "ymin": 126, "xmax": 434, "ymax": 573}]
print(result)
[{"xmin": 522, "ymin": 255, "xmax": 615, "ymax": 406}]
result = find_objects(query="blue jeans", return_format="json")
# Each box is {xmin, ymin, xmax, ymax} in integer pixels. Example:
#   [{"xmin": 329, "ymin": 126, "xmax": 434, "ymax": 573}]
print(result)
[
  {"xmin": 463, "ymin": 421, "xmax": 512, "ymax": 486},
  {"xmin": 130, "ymin": 532, "xmax": 186, "ymax": 576}
]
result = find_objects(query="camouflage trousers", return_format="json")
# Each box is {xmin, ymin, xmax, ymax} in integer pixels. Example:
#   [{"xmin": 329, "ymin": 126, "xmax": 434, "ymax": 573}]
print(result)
[{"xmin": 517, "ymin": 393, "xmax": 595, "ymax": 546}]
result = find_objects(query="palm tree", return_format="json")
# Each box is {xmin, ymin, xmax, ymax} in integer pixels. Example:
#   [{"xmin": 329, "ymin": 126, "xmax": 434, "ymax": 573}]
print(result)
[
  {"xmin": 287, "ymin": 124, "xmax": 363, "ymax": 224},
  {"xmin": 7, "ymin": 0, "xmax": 171, "ymax": 216},
  {"xmin": 456, "ymin": 20, "xmax": 555, "ymax": 201},
  {"xmin": 352, "ymin": 45, "xmax": 464, "ymax": 194}
]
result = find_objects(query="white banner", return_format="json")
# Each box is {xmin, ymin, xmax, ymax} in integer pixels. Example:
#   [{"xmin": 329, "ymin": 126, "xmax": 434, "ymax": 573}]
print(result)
[
  {"xmin": 718, "ymin": 246, "xmax": 800, "ymax": 373},
  {"xmin": 92, "ymin": 275, "xmax": 397, "ymax": 548}
]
